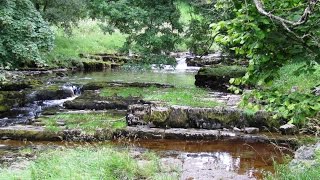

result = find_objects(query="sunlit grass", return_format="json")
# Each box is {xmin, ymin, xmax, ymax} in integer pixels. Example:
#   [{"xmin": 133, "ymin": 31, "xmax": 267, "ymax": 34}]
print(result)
[
  {"xmin": 268, "ymin": 62, "xmax": 320, "ymax": 94},
  {"xmin": 100, "ymin": 86, "xmax": 220, "ymax": 107},
  {"xmin": 0, "ymin": 147, "xmax": 166, "ymax": 180},
  {"xmin": 265, "ymin": 151, "xmax": 320, "ymax": 180},
  {"xmin": 45, "ymin": 20, "xmax": 127, "ymax": 66},
  {"xmin": 40, "ymin": 112, "xmax": 126, "ymax": 134}
]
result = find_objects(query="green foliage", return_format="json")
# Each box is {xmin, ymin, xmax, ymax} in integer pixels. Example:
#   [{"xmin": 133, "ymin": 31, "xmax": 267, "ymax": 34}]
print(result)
[
  {"xmin": 31, "ymin": 0, "xmax": 87, "ymax": 32},
  {"xmin": 89, "ymin": 0, "xmax": 183, "ymax": 65},
  {"xmin": 241, "ymin": 90, "xmax": 320, "ymax": 125},
  {"xmin": 0, "ymin": 147, "xmax": 164, "ymax": 179},
  {"xmin": 0, "ymin": 0, "xmax": 54, "ymax": 68},
  {"xmin": 45, "ymin": 20, "xmax": 126, "ymax": 67}
]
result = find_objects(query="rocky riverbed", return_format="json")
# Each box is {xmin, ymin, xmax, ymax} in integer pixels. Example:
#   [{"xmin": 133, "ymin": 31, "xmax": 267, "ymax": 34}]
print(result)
[{"xmin": 0, "ymin": 56, "xmax": 315, "ymax": 179}]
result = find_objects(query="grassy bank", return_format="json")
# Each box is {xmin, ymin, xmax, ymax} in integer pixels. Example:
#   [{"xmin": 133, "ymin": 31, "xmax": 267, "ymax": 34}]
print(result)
[
  {"xmin": 0, "ymin": 147, "xmax": 176, "ymax": 179},
  {"xmin": 45, "ymin": 20, "xmax": 127, "ymax": 67},
  {"xmin": 265, "ymin": 151, "xmax": 320, "ymax": 180},
  {"xmin": 40, "ymin": 112, "xmax": 126, "ymax": 134},
  {"xmin": 100, "ymin": 86, "xmax": 220, "ymax": 107}
]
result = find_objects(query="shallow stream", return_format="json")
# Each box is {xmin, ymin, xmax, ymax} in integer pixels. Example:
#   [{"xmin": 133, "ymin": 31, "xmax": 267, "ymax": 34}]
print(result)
[{"xmin": 0, "ymin": 61, "xmax": 292, "ymax": 179}]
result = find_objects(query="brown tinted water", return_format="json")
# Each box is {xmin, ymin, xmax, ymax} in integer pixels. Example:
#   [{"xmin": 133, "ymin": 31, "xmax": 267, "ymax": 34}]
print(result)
[
  {"xmin": 113, "ymin": 139, "xmax": 293, "ymax": 179},
  {"xmin": 0, "ymin": 138, "xmax": 291, "ymax": 179}
]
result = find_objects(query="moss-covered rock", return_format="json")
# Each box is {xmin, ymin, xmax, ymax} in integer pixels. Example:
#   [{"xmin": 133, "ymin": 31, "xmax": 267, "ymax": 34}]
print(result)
[
  {"xmin": 83, "ymin": 81, "xmax": 174, "ymax": 90},
  {"xmin": 64, "ymin": 91, "xmax": 143, "ymax": 110},
  {"xmin": 195, "ymin": 65, "xmax": 247, "ymax": 91},
  {"xmin": 0, "ymin": 80, "xmax": 42, "ymax": 91},
  {"xmin": 127, "ymin": 104, "xmax": 277, "ymax": 130},
  {"xmin": 81, "ymin": 60, "xmax": 112, "ymax": 71},
  {"xmin": 0, "ymin": 91, "xmax": 28, "ymax": 113}
]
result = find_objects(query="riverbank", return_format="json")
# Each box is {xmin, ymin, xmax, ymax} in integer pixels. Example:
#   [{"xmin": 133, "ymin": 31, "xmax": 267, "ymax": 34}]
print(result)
[{"xmin": 1, "ymin": 59, "xmax": 319, "ymax": 179}]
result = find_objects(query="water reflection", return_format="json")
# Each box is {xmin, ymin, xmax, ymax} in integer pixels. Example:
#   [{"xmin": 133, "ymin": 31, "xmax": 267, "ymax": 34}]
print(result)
[{"xmin": 118, "ymin": 139, "xmax": 292, "ymax": 178}]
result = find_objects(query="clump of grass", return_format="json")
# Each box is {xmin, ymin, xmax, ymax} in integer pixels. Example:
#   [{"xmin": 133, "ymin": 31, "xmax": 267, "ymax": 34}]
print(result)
[
  {"xmin": 0, "ymin": 147, "xmax": 165, "ymax": 179},
  {"xmin": 101, "ymin": 86, "xmax": 220, "ymax": 107},
  {"xmin": 40, "ymin": 112, "xmax": 126, "ymax": 134},
  {"xmin": 269, "ymin": 62, "xmax": 320, "ymax": 94},
  {"xmin": 145, "ymin": 87, "xmax": 220, "ymax": 107},
  {"xmin": 265, "ymin": 151, "xmax": 320, "ymax": 180}
]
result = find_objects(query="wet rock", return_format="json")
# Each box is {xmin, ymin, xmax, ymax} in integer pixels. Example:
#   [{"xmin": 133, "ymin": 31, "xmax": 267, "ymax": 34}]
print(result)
[
  {"xmin": 233, "ymin": 127, "xmax": 242, "ymax": 132},
  {"xmin": 64, "ymin": 92, "xmax": 144, "ymax": 110},
  {"xmin": 185, "ymin": 53, "xmax": 240, "ymax": 67},
  {"xmin": 244, "ymin": 127, "xmax": 259, "ymax": 134},
  {"xmin": 290, "ymin": 142, "xmax": 320, "ymax": 170},
  {"xmin": 167, "ymin": 106, "xmax": 189, "ymax": 128},
  {"xmin": 127, "ymin": 104, "xmax": 276, "ymax": 130},
  {"xmin": 0, "ymin": 125, "xmax": 62, "ymax": 141},
  {"xmin": 280, "ymin": 124, "xmax": 298, "ymax": 135},
  {"xmin": 80, "ymin": 53, "xmax": 129, "ymax": 64},
  {"xmin": 195, "ymin": 65, "xmax": 247, "ymax": 91},
  {"xmin": 82, "ymin": 81, "xmax": 174, "ymax": 90},
  {"xmin": 82, "ymin": 60, "xmax": 112, "ymax": 71},
  {"xmin": 30, "ymin": 89, "xmax": 75, "ymax": 101},
  {"xmin": 0, "ymin": 91, "xmax": 29, "ymax": 113},
  {"xmin": 0, "ymin": 80, "xmax": 42, "ymax": 91}
]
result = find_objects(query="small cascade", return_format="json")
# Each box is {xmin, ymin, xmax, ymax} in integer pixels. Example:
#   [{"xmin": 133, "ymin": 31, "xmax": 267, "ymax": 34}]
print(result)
[
  {"xmin": 152, "ymin": 52, "xmax": 200, "ymax": 73},
  {"xmin": 0, "ymin": 83, "xmax": 82, "ymax": 127}
]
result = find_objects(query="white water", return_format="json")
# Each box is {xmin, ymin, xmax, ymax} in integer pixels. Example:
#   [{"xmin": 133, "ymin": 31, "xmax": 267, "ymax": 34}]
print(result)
[{"xmin": 152, "ymin": 55, "xmax": 200, "ymax": 73}]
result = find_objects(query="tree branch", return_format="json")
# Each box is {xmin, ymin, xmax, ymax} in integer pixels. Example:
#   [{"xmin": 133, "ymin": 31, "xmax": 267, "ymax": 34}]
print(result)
[{"xmin": 253, "ymin": 0, "xmax": 319, "ymax": 26}]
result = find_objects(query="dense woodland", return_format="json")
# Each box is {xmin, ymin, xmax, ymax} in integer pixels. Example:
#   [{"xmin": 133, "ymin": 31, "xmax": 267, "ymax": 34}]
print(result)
[{"xmin": 1, "ymin": 1, "xmax": 320, "ymax": 179}]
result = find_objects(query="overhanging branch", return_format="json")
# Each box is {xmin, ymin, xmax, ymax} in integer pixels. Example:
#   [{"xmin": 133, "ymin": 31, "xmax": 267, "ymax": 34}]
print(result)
[{"xmin": 253, "ymin": 0, "xmax": 319, "ymax": 26}]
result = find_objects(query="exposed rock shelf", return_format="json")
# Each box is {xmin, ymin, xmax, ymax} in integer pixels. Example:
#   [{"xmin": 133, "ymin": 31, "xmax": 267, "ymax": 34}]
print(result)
[{"xmin": 127, "ymin": 104, "xmax": 276, "ymax": 130}]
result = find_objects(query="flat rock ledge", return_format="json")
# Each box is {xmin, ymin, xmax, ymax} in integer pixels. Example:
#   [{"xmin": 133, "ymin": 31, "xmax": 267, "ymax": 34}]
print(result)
[
  {"xmin": 127, "ymin": 104, "xmax": 278, "ymax": 130},
  {"xmin": 0, "ymin": 125, "xmax": 298, "ymax": 147},
  {"xmin": 120, "ymin": 126, "xmax": 298, "ymax": 146}
]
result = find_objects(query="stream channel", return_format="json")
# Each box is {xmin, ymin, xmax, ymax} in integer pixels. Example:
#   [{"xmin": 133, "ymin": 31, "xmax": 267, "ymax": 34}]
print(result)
[{"xmin": 0, "ymin": 59, "xmax": 293, "ymax": 179}]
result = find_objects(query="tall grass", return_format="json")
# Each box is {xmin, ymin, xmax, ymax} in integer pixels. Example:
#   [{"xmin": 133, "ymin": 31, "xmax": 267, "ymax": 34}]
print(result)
[
  {"xmin": 0, "ymin": 147, "xmax": 164, "ymax": 179},
  {"xmin": 45, "ymin": 20, "xmax": 127, "ymax": 67},
  {"xmin": 268, "ymin": 62, "xmax": 320, "ymax": 93}
]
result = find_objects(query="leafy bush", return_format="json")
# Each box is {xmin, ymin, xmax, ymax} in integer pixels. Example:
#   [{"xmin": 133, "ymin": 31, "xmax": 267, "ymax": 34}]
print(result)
[{"xmin": 0, "ymin": 0, "xmax": 54, "ymax": 68}]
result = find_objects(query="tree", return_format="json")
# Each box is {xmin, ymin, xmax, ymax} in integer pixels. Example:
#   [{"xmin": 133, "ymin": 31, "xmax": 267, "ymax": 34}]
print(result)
[
  {"xmin": 0, "ymin": 0, "xmax": 54, "ymax": 68},
  {"xmin": 31, "ymin": 0, "xmax": 87, "ymax": 32},
  {"xmin": 89, "ymin": 0, "xmax": 183, "ymax": 65}
]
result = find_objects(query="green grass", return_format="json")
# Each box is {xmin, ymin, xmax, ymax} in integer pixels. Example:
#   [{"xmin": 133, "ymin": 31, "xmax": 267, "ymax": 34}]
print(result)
[
  {"xmin": 0, "ymin": 147, "xmax": 167, "ymax": 180},
  {"xmin": 265, "ymin": 151, "xmax": 320, "ymax": 180},
  {"xmin": 269, "ymin": 62, "xmax": 320, "ymax": 94},
  {"xmin": 40, "ymin": 112, "xmax": 126, "ymax": 134},
  {"xmin": 100, "ymin": 86, "xmax": 220, "ymax": 107},
  {"xmin": 45, "ymin": 20, "xmax": 127, "ymax": 67}
]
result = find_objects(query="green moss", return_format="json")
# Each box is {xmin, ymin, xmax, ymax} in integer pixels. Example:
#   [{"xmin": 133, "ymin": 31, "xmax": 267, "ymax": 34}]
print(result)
[
  {"xmin": 40, "ymin": 112, "xmax": 126, "ymax": 134},
  {"xmin": 101, "ymin": 86, "xmax": 221, "ymax": 107},
  {"xmin": 198, "ymin": 65, "xmax": 247, "ymax": 77}
]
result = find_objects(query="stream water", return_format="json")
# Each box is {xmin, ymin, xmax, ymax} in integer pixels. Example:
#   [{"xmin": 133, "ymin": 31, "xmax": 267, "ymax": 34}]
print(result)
[{"xmin": 0, "ymin": 58, "xmax": 292, "ymax": 179}]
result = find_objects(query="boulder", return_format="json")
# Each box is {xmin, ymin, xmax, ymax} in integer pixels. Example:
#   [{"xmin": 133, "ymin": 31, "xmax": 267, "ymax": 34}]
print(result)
[
  {"xmin": 64, "ymin": 91, "xmax": 145, "ymax": 110},
  {"xmin": 279, "ymin": 124, "xmax": 299, "ymax": 135},
  {"xmin": 244, "ymin": 127, "xmax": 259, "ymax": 134},
  {"xmin": 195, "ymin": 65, "xmax": 247, "ymax": 91},
  {"xmin": 126, "ymin": 104, "xmax": 275, "ymax": 130}
]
